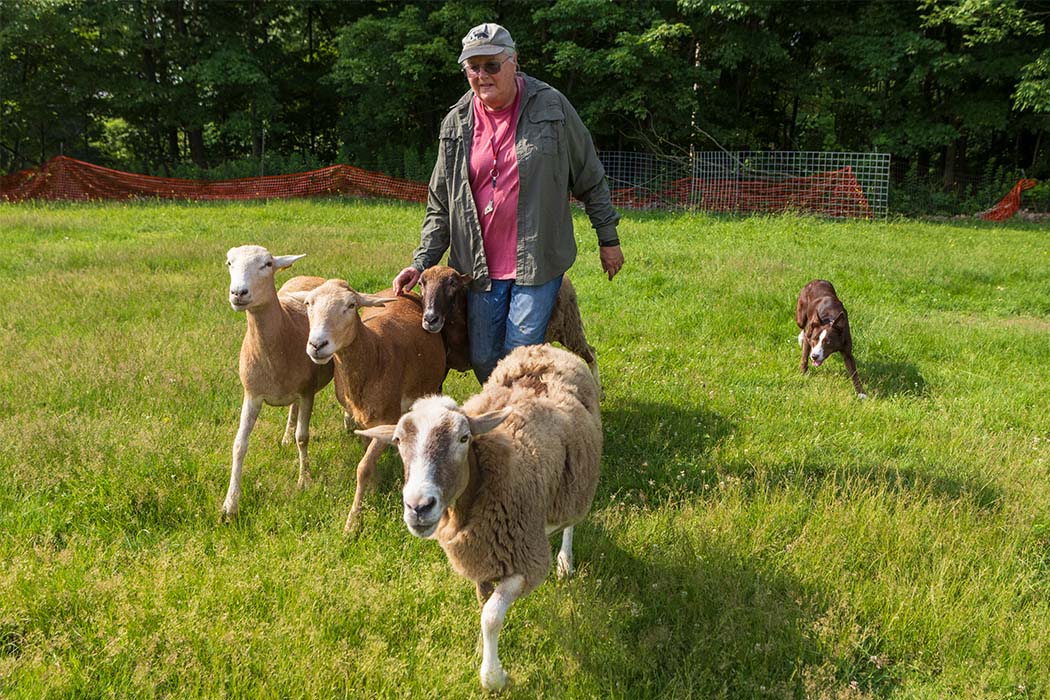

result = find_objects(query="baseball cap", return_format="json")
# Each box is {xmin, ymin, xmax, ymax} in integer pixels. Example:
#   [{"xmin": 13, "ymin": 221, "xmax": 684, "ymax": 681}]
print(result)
[{"xmin": 458, "ymin": 23, "xmax": 515, "ymax": 63}]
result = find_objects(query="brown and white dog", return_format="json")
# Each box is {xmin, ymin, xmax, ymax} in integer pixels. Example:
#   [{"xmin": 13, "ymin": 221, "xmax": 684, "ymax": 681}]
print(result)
[{"xmin": 795, "ymin": 279, "xmax": 866, "ymax": 399}]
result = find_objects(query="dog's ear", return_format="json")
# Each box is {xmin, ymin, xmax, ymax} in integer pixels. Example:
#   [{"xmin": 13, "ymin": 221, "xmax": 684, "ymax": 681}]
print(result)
[{"xmin": 831, "ymin": 312, "xmax": 847, "ymax": 327}]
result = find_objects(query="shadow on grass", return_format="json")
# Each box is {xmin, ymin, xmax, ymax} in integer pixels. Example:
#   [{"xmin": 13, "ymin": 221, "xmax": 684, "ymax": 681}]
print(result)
[
  {"xmin": 861, "ymin": 359, "xmax": 929, "ymax": 398},
  {"xmin": 719, "ymin": 455, "xmax": 1002, "ymax": 512},
  {"xmin": 599, "ymin": 401, "xmax": 734, "ymax": 495},
  {"xmin": 550, "ymin": 525, "xmax": 897, "ymax": 698}
]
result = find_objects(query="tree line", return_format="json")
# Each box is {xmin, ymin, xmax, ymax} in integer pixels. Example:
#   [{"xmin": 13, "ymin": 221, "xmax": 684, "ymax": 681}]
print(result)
[{"xmin": 2, "ymin": 0, "xmax": 1047, "ymax": 193}]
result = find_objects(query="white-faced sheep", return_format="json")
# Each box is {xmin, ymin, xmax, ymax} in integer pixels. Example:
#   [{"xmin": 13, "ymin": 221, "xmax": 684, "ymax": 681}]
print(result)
[
  {"xmin": 288, "ymin": 279, "xmax": 447, "ymax": 532},
  {"xmin": 358, "ymin": 344, "xmax": 602, "ymax": 691},
  {"xmin": 223, "ymin": 245, "xmax": 334, "ymax": 519},
  {"xmin": 418, "ymin": 265, "xmax": 601, "ymax": 390}
]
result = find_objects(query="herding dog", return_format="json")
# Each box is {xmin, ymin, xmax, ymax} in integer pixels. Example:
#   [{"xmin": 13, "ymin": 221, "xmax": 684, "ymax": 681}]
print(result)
[{"xmin": 796, "ymin": 279, "xmax": 866, "ymax": 399}]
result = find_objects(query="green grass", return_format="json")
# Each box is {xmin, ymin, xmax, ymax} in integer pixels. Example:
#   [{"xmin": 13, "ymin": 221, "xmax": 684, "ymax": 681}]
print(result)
[{"xmin": 0, "ymin": 199, "xmax": 1047, "ymax": 699}]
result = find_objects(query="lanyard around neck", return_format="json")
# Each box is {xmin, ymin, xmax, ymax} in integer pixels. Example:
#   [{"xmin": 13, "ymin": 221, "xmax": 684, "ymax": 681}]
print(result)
[{"xmin": 481, "ymin": 103, "xmax": 513, "ymax": 216}]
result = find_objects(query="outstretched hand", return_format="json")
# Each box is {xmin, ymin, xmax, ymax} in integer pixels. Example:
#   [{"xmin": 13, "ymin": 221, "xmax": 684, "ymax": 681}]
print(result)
[
  {"xmin": 393, "ymin": 266, "xmax": 421, "ymax": 295},
  {"xmin": 600, "ymin": 245, "xmax": 624, "ymax": 281}
]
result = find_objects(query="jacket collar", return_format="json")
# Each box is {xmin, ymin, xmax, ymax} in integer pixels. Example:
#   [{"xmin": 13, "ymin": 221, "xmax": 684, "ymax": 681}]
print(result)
[{"xmin": 452, "ymin": 72, "xmax": 549, "ymax": 125}]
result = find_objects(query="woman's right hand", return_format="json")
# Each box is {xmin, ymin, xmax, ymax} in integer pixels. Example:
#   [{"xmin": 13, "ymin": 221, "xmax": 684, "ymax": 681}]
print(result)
[{"xmin": 393, "ymin": 266, "xmax": 422, "ymax": 295}]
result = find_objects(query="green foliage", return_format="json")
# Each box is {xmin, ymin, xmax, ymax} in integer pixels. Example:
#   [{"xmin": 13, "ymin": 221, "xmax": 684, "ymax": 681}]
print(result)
[
  {"xmin": 1, "ymin": 0, "xmax": 1047, "ymax": 195},
  {"xmin": 0, "ymin": 200, "xmax": 1047, "ymax": 697},
  {"xmin": 1015, "ymin": 48, "xmax": 1050, "ymax": 113}
]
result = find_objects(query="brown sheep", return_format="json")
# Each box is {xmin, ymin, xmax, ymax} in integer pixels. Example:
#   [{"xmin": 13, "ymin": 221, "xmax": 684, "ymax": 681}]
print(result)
[
  {"xmin": 358, "ymin": 344, "xmax": 602, "ymax": 691},
  {"xmin": 288, "ymin": 279, "xmax": 446, "ymax": 532},
  {"xmin": 222, "ymin": 245, "xmax": 334, "ymax": 519},
  {"xmin": 418, "ymin": 265, "xmax": 601, "ymax": 391}
]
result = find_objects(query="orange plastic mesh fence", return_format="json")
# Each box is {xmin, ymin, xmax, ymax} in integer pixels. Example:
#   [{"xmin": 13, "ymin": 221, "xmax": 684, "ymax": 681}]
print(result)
[
  {"xmin": 1, "ymin": 156, "xmax": 428, "ymax": 204},
  {"xmin": 3, "ymin": 155, "xmax": 882, "ymax": 219},
  {"xmin": 979, "ymin": 179, "xmax": 1038, "ymax": 221}
]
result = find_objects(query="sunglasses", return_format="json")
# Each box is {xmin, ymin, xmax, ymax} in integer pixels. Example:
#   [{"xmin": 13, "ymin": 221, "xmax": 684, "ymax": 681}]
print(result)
[{"xmin": 461, "ymin": 55, "xmax": 513, "ymax": 77}]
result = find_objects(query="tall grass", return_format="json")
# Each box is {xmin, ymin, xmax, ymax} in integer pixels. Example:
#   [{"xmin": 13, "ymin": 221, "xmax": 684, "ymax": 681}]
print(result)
[{"xmin": 0, "ymin": 199, "xmax": 1047, "ymax": 699}]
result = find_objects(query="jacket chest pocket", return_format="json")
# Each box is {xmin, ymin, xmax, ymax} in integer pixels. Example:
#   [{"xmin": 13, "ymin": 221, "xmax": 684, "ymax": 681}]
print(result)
[
  {"xmin": 440, "ymin": 129, "xmax": 465, "ymax": 172},
  {"xmin": 525, "ymin": 106, "xmax": 564, "ymax": 157}
]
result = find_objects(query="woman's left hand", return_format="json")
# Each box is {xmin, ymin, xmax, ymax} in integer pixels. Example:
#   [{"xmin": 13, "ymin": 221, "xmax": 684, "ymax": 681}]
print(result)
[{"xmin": 600, "ymin": 245, "xmax": 624, "ymax": 280}]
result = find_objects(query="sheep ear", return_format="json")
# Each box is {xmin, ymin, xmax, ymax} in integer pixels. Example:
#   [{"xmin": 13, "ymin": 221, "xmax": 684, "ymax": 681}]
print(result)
[
  {"xmin": 356, "ymin": 293, "xmax": 398, "ymax": 308},
  {"xmin": 355, "ymin": 425, "xmax": 397, "ymax": 444},
  {"xmin": 285, "ymin": 291, "xmax": 310, "ymax": 305},
  {"xmin": 273, "ymin": 254, "xmax": 306, "ymax": 271},
  {"xmin": 467, "ymin": 407, "xmax": 512, "ymax": 436},
  {"xmin": 457, "ymin": 272, "xmax": 473, "ymax": 287}
]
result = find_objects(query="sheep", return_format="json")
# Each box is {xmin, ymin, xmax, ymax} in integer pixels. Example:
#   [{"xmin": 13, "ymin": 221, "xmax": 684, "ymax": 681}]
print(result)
[
  {"xmin": 222, "ymin": 245, "xmax": 335, "ymax": 519},
  {"xmin": 287, "ymin": 279, "xmax": 447, "ymax": 532},
  {"xmin": 418, "ymin": 265, "xmax": 601, "ymax": 391},
  {"xmin": 357, "ymin": 344, "xmax": 602, "ymax": 691}
]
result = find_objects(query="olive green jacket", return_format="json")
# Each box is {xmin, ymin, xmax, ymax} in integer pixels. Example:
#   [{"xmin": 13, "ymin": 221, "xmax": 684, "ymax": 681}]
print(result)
[{"xmin": 412, "ymin": 73, "xmax": 620, "ymax": 290}]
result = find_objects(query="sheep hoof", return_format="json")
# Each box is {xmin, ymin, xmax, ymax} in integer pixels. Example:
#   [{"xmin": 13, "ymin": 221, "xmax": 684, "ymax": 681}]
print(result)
[
  {"xmin": 556, "ymin": 552, "xmax": 574, "ymax": 580},
  {"xmin": 221, "ymin": 501, "xmax": 238, "ymax": 521},
  {"xmin": 480, "ymin": 667, "xmax": 508, "ymax": 692},
  {"xmin": 343, "ymin": 510, "xmax": 363, "ymax": 536},
  {"xmin": 857, "ymin": 392, "xmax": 868, "ymax": 401},
  {"xmin": 296, "ymin": 473, "xmax": 312, "ymax": 490}
]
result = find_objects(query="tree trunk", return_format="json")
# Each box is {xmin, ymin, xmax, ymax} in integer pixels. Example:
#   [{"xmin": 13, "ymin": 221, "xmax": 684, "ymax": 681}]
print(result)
[
  {"xmin": 251, "ymin": 103, "xmax": 262, "ymax": 160},
  {"xmin": 307, "ymin": 5, "xmax": 315, "ymax": 151},
  {"xmin": 917, "ymin": 149, "xmax": 930, "ymax": 179},
  {"xmin": 942, "ymin": 119, "xmax": 964, "ymax": 191},
  {"xmin": 787, "ymin": 95, "xmax": 800, "ymax": 149},
  {"xmin": 188, "ymin": 128, "xmax": 207, "ymax": 169},
  {"xmin": 169, "ymin": 128, "xmax": 180, "ymax": 163}
]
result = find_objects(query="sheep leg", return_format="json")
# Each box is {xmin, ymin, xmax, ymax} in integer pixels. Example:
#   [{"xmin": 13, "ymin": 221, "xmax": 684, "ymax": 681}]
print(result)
[
  {"xmin": 587, "ymin": 355, "xmax": 603, "ymax": 399},
  {"xmin": 223, "ymin": 396, "xmax": 262, "ymax": 519},
  {"xmin": 294, "ymin": 394, "xmax": 314, "ymax": 488},
  {"xmin": 476, "ymin": 581, "xmax": 495, "ymax": 604},
  {"xmin": 556, "ymin": 527, "xmax": 574, "ymax": 579},
  {"xmin": 344, "ymin": 438, "xmax": 386, "ymax": 532},
  {"xmin": 479, "ymin": 574, "xmax": 525, "ymax": 691},
  {"xmin": 282, "ymin": 403, "xmax": 298, "ymax": 446}
]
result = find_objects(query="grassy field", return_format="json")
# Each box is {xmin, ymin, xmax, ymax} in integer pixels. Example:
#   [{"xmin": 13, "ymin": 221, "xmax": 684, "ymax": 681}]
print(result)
[{"xmin": 0, "ymin": 199, "xmax": 1047, "ymax": 699}]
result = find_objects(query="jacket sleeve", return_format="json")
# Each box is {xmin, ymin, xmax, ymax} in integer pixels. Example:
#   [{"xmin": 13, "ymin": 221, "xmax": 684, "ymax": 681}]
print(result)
[
  {"xmin": 562, "ymin": 96, "xmax": 621, "ymax": 244},
  {"xmin": 413, "ymin": 147, "xmax": 453, "ymax": 271}
]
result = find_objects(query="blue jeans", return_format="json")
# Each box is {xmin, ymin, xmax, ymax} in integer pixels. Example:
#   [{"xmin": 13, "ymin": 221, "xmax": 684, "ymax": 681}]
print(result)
[{"xmin": 468, "ymin": 275, "xmax": 563, "ymax": 383}]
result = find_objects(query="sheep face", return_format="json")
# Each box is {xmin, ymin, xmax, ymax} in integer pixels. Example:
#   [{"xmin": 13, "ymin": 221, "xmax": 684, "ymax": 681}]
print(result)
[
  {"xmin": 389, "ymin": 396, "xmax": 469, "ymax": 537},
  {"xmin": 360, "ymin": 396, "xmax": 510, "ymax": 538},
  {"xmin": 419, "ymin": 266, "xmax": 471, "ymax": 333},
  {"xmin": 226, "ymin": 245, "xmax": 304, "ymax": 311},
  {"xmin": 295, "ymin": 280, "xmax": 394, "ymax": 365}
]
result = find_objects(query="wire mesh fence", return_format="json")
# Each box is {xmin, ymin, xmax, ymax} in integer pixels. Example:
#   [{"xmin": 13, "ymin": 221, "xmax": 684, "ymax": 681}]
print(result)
[
  {"xmin": 9, "ymin": 151, "xmax": 1040, "ymax": 219},
  {"xmin": 598, "ymin": 150, "xmax": 891, "ymax": 219}
]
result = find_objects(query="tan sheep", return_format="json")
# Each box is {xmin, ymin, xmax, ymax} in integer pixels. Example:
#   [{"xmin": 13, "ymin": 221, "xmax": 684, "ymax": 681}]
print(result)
[
  {"xmin": 222, "ymin": 245, "xmax": 334, "ymax": 519},
  {"xmin": 288, "ymin": 279, "xmax": 447, "ymax": 532},
  {"xmin": 418, "ymin": 266, "xmax": 601, "ymax": 391},
  {"xmin": 358, "ymin": 344, "xmax": 602, "ymax": 691}
]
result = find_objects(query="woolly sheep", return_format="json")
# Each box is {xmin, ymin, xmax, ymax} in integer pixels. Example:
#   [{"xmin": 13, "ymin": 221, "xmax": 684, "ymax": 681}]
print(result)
[{"xmin": 358, "ymin": 344, "xmax": 602, "ymax": 691}]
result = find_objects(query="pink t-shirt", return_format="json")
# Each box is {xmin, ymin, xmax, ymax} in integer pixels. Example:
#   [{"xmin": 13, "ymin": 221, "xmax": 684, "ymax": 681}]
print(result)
[{"xmin": 469, "ymin": 76, "xmax": 524, "ymax": 280}]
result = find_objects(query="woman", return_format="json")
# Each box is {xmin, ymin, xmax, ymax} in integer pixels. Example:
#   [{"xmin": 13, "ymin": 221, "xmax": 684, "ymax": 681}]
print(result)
[{"xmin": 393, "ymin": 23, "xmax": 624, "ymax": 382}]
